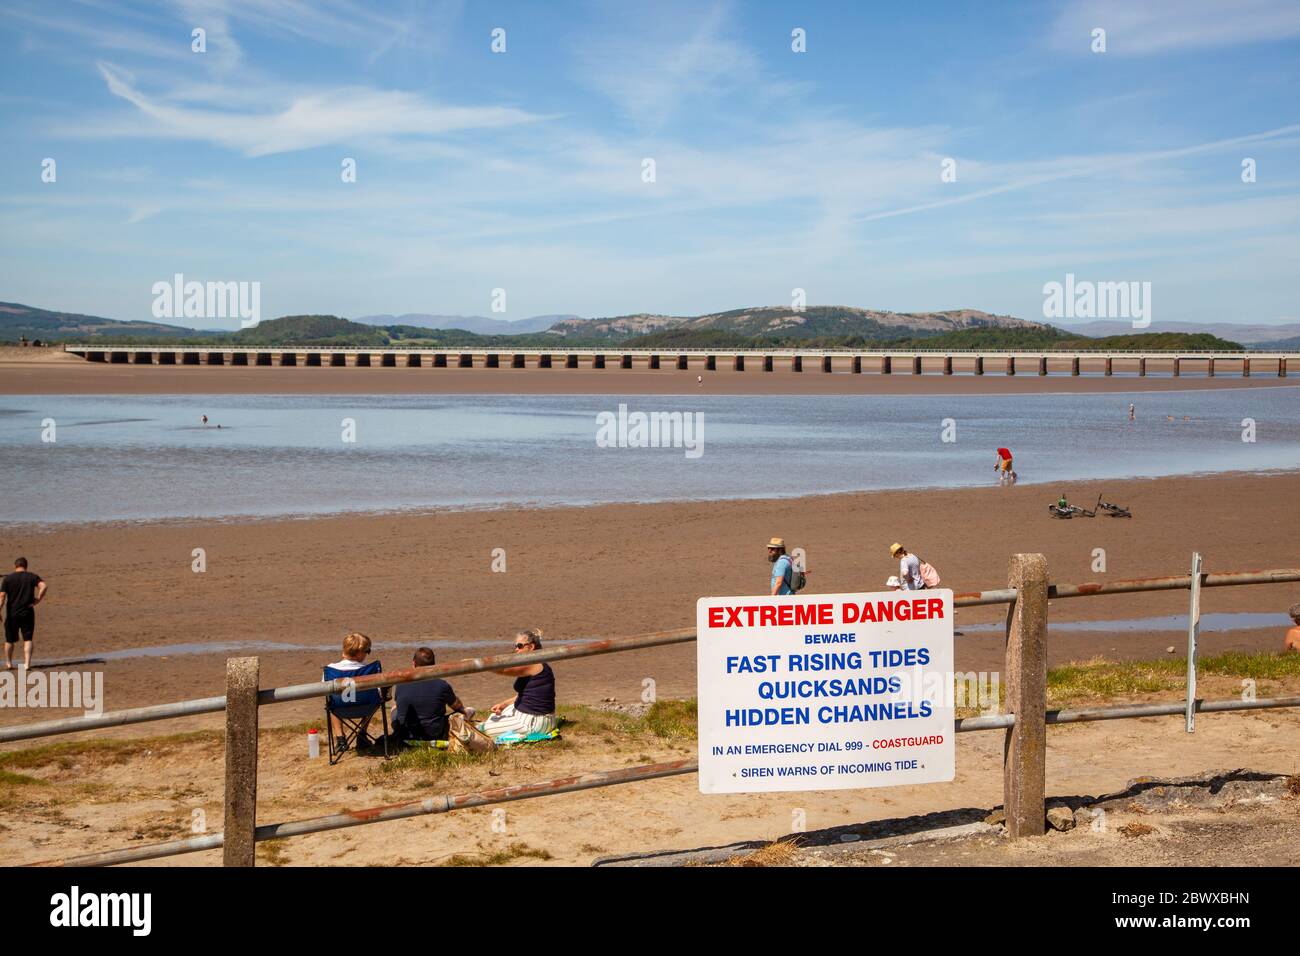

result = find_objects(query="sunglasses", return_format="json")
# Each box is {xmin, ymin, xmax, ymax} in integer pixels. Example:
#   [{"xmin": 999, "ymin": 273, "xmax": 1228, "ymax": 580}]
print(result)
[{"xmin": 514, "ymin": 642, "xmax": 532, "ymax": 649}]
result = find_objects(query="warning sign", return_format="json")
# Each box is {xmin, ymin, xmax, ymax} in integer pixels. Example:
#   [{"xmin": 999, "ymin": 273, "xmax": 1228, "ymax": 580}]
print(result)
[{"xmin": 696, "ymin": 591, "xmax": 956, "ymax": 793}]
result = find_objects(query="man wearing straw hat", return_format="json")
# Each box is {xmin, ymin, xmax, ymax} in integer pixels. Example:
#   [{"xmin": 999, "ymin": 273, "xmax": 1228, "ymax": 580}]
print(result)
[{"xmin": 766, "ymin": 537, "xmax": 795, "ymax": 596}]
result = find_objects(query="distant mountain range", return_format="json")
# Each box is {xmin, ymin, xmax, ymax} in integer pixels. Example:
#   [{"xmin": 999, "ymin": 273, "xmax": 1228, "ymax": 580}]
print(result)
[
  {"xmin": 353, "ymin": 313, "xmax": 577, "ymax": 335},
  {"xmin": 0, "ymin": 299, "xmax": 1281, "ymax": 352},
  {"xmin": 1050, "ymin": 319, "xmax": 1300, "ymax": 347}
]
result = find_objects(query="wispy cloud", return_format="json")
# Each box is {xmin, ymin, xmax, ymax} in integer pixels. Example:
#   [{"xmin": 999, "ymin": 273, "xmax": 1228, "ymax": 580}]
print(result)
[
  {"xmin": 81, "ymin": 61, "xmax": 546, "ymax": 155},
  {"xmin": 1050, "ymin": 0, "xmax": 1300, "ymax": 53}
]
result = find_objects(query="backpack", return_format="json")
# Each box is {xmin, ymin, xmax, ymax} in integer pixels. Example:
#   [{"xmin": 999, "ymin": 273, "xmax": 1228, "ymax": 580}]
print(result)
[
  {"xmin": 784, "ymin": 556, "xmax": 807, "ymax": 593},
  {"xmin": 917, "ymin": 558, "xmax": 941, "ymax": 589}
]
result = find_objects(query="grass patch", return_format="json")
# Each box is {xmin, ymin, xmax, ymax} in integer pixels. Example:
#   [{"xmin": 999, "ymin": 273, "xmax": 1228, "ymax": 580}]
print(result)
[
  {"xmin": 1045, "ymin": 651, "xmax": 1300, "ymax": 706},
  {"xmin": 721, "ymin": 838, "xmax": 802, "ymax": 867},
  {"xmin": 560, "ymin": 699, "xmax": 697, "ymax": 742},
  {"xmin": 0, "ymin": 730, "xmax": 220, "ymax": 772},
  {"xmin": 0, "ymin": 768, "xmax": 43, "ymax": 786},
  {"xmin": 439, "ymin": 843, "xmax": 552, "ymax": 867},
  {"xmin": 257, "ymin": 838, "xmax": 291, "ymax": 867}
]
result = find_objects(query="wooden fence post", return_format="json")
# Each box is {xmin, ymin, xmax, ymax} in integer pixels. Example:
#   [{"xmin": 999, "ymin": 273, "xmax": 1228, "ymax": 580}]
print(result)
[
  {"xmin": 1004, "ymin": 554, "xmax": 1048, "ymax": 838},
  {"xmin": 223, "ymin": 656, "xmax": 260, "ymax": 866}
]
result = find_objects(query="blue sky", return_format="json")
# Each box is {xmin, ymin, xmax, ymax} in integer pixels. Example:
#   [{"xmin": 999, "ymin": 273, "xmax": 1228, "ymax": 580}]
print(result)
[{"xmin": 1, "ymin": 0, "xmax": 1298, "ymax": 329}]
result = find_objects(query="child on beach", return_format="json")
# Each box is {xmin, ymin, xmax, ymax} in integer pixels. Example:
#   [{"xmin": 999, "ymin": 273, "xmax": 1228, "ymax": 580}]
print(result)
[{"xmin": 1286, "ymin": 605, "xmax": 1300, "ymax": 653}]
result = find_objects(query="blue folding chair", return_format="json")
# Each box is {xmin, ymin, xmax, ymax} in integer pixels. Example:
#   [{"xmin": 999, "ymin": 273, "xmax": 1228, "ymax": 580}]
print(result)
[{"xmin": 323, "ymin": 660, "xmax": 389, "ymax": 764}]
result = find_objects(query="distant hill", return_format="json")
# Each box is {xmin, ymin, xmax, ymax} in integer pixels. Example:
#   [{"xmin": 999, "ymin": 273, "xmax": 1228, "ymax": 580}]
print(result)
[
  {"xmin": 0, "ymin": 302, "xmax": 197, "ymax": 342},
  {"xmin": 1051, "ymin": 319, "xmax": 1300, "ymax": 345},
  {"xmin": 547, "ymin": 306, "xmax": 1037, "ymax": 344},
  {"xmin": 354, "ymin": 313, "xmax": 576, "ymax": 335},
  {"xmin": 1253, "ymin": 334, "xmax": 1300, "ymax": 350},
  {"xmin": 0, "ymin": 300, "xmax": 1265, "ymax": 352}
]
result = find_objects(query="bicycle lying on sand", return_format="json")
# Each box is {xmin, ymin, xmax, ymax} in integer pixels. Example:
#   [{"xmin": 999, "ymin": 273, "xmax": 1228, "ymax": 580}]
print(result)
[{"xmin": 1048, "ymin": 494, "xmax": 1133, "ymax": 519}]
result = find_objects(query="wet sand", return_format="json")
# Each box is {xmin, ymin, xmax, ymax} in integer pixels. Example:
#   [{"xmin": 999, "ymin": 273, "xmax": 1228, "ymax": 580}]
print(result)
[
  {"xmin": 1, "ymin": 471, "xmax": 1297, "ymax": 729},
  {"xmin": 2, "ymin": 348, "xmax": 1296, "ymax": 395}
]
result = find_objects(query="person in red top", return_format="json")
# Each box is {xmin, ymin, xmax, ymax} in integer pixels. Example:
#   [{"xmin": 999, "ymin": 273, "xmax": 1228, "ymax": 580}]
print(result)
[{"xmin": 995, "ymin": 447, "xmax": 1014, "ymax": 482}]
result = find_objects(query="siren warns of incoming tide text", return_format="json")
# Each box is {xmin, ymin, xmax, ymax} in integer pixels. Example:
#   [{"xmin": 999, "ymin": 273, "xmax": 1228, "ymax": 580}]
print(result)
[{"xmin": 696, "ymin": 592, "xmax": 956, "ymax": 794}]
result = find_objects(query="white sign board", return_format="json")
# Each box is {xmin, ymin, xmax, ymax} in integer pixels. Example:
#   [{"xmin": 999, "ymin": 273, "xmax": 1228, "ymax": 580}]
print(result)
[{"xmin": 697, "ymin": 590, "xmax": 955, "ymax": 794}]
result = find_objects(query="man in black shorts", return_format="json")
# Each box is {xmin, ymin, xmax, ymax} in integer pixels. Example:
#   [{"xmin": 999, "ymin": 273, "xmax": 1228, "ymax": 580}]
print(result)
[{"xmin": 1, "ymin": 557, "xmax": 47, "ymax": 669}]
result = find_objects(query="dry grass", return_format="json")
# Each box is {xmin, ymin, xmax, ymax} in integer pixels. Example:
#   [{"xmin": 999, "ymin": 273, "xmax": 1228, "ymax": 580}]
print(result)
[
  {"xmin": 439, "ymin": 843, "xmax": 552, "ymax": 867},
  {"xmin": 1119, "ymin": 821, "xmax": 1157, "ymax": 839},
  {"xmin": 721, "ymin": 838, "xmax": 803, "ymax": 867}
]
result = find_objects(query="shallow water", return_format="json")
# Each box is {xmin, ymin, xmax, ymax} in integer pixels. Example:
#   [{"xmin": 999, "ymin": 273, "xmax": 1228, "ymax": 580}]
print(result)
[{"xmin": 1, "ymin": 389, "xmax": 1297, "ymax": 523}]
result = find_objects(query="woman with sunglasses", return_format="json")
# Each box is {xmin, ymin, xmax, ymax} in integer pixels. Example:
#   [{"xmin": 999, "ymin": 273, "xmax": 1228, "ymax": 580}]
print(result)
[{"xmin": 478, "ymin": 627, "xmax": 559, "ymax": 740}]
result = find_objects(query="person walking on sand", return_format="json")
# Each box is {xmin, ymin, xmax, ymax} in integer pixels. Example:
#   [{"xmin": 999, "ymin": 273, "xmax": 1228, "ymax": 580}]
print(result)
[
  {"xmin": 767, "ymin": 537, "xmax": 796, "ymax": 595},
  {"xmin": 1, "ymin": 558, "xmax": 47, "ymax": 670},
  {"xmin": 479, "ymin": 628, "xmax": 558, "ymax": 741},
  {"xmin": 201, "ymin": 414, "xmax": 208, "ymax": 426},
  {"xmin": 889, "ymin": 543, "xmax": 924, "ymax": 591}
]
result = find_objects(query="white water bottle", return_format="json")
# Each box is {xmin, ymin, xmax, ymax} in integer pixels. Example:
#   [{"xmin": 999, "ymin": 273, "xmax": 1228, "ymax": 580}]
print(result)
[{"xmin": 307, "ymin": 728, "xmax": 320, "ymax": 759}]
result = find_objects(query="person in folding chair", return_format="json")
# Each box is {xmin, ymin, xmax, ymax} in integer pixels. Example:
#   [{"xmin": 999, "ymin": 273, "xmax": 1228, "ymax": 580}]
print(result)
[{"xmin": 323, "ymin": 632, "xmax": 390, "ymax": 764}]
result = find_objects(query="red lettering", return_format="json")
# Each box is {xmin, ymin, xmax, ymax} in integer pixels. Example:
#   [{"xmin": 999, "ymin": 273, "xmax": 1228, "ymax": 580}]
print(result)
[
  {"xmin": 725, "ymin": 606, "xmax": 742, "ymax": 627},
  {"xmin": 927, "ymin": 598, "xmax": 944, "ymax": 619},
  {"xmin": 709, "ymin": 607, "xmax": 724, "ymax": 628},
  {"xmin": 759, "ymin": 605, "xmax": 777, "ymax": 627}
]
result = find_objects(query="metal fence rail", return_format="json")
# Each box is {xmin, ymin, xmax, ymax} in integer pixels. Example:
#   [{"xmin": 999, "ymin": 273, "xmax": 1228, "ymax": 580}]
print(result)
[
  {"xmin": 6, "ymin": 568, "xmax": 1296, "ymax": 745},
  {"xmin": 8, "ymin": 561, "xmax": 1300, "ymax": 867}
]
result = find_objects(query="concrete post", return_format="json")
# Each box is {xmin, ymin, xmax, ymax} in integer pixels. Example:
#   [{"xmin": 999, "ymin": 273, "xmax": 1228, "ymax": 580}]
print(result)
[
  {"xmin": 792, "ymin": 356, "xmax": 802, "ymax": 372},
  {"xmin": 1139, "ymin": 358, "xmax": 1146, "ymax": 377},
  {"xmin": 1038, "ymin": 356, "xmax": 1047, "ymax": 376},
  {"xmin": 822, "ymin": 356, "xmax": 832, "ymax": 373},
  {"xmin": 1003, "ymin": 554, "xmax": 1048, "ymax": 839},
  {"xmin": 974, "ymin": 356, "xmax": 983, "ymax": 376},
  {"xmin": 1208, "ymin": 358, "xmax": 1215, "ymax": 377},
  {"xmin": 1006, "ymin": 357, "xmax": 1015, "ymax": 376},
  {"xmin": 943, "ymin": 356, "xmax": 952, "ymax": 375},
  {"xmin": 912, "ymin": 356, "xmax": 922, "ymax": 375},
  {"xmin": 1173, "ymin": 358, "xmax": 1180, "ymax": 377},
  {"xmin": 882, "ymin": 356, "xmax": 891, "ymax": 374},
  {"xmin": 1243, "ymin": 358, "xmax": 1250, "ymax": 378},
  {"xmin": 223, "ymin": 657, "xmax": 260, "ymax": 867},
  {"xmin": 1071, "ymin": 357, "xmax": 1080, "ymax": 376},
  {"xmin": 1104, "ymin": 358, "xmax": 1112, "ymax": 376},
  {"xmin": 852, "ymin": 356, "xmax": 861, "ymax": 374},
  {"xmin": 1280, "ymin": 358, "xmax": 1287, "ymax": 378}
]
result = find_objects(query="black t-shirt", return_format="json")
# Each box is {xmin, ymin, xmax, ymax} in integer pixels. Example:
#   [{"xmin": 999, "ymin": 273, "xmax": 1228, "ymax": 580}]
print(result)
[
  {"xmin": 1, "ymin": 571, "xmax": 42, "ymax": 617},
  {"xmin": 394, "ymin": 678, "xmax": 458, "ymax": 741}
]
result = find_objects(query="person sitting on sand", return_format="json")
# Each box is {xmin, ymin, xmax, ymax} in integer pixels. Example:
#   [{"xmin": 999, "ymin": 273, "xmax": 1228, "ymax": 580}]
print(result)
[
  {"xmin": 327, "ymin": 632, "xmax": 383, "ymax": 751},
  {"xmin": 1286, "ymin": 605, "xmax": 1300, "ymax": 653},
  {"xmin": 388, "ymin": 646, "xmax": 471, "ymax": 743},
  {"xmin": 479, "ymin": 628, "xmax": 558, "ymax": 740}
]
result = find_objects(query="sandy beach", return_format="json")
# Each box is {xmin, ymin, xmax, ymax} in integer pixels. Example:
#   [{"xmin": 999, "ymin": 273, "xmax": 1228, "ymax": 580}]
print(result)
[
  {"xmin": 1, "ymin": 471, "xmax": 1296, "ymax": 729},
  {"xmin": 3, "ymin": 347, "xmax": 1297, "ymax": 395}
]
